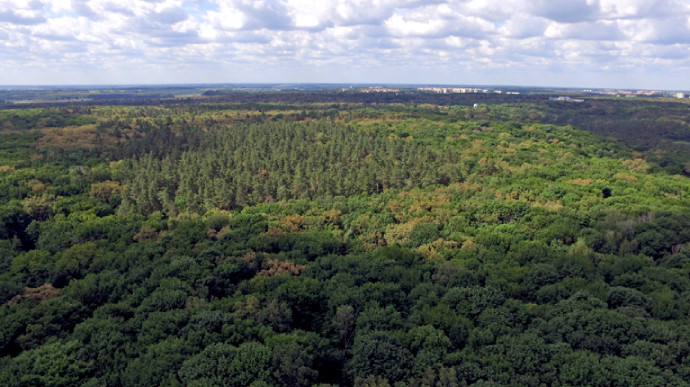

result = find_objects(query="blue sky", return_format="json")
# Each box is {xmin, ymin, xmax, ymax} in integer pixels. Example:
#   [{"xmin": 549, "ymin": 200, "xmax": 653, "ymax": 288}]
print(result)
[{"xmin": 1, "ymin": 0, "xmax": 689, "ymax": 90}]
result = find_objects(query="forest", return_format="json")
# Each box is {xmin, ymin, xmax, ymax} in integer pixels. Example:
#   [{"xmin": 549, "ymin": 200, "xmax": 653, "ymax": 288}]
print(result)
[{"xmin": 1, "ymin": 89, "xmax": 690, "ymax": 386}]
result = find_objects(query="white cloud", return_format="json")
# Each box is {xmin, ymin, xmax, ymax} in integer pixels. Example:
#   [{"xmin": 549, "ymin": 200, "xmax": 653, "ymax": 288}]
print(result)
[
  {"xmin": 383, "ymin": 6, "xmax": 494, "ymax": 39},
  {"xmin": 620, "ymin": 17, "xmax": 690, "ymax": 44},
  {"xmin": 599, "ymin": 0, "xmax": 684, "ymax": 19},
  {"xmin": 0, "ymin": 0, "xmax": 688, "ymax": 89},
  {"xmin": 544, "ymin": 20, "xmax": 622, "ymax": 41},
  {"xmin": 528, "ymin": 0, "xmax": 600, "ymax": 23},
  {"xmin": 499, "ymin": 14, "xmax": 548, "ymax": 38}
]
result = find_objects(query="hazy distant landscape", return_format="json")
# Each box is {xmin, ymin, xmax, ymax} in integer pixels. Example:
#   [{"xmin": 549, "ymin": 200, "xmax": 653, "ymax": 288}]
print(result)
[{"xmin": 1, "ymin": 84, "xmax": 686, "ymax": 105}]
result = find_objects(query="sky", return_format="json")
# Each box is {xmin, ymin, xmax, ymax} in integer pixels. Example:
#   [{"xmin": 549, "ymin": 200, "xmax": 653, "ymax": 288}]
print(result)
[{"xmin": 1, "ymin": 0, "xmax": 689, "ymax": 89}]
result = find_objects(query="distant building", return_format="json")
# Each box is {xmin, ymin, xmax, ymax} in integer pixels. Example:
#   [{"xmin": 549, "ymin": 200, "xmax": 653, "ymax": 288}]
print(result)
[
  {"xmin": 677, "ymin": 92, "xmax": 686, "ymax": 99},
  {"xmin": 417, "ymin": 87, "xmax": 521, "ymax": 96},
  {"xmin": 549, "ymin": 96, "xmax": 584, "ymax": 103},
  {"xmin": 418, "ymin": 87, "xmax": 483, "ymax": 94},
  {"xmin": 362, "ymin": 87, "xmax": 399, "ymax": 93}
]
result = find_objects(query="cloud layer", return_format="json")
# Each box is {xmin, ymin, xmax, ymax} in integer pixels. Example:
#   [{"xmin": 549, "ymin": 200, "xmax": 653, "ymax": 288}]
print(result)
[{"xmin": 1, "ymin": 0, "xmax": 689, "ymax": 88}]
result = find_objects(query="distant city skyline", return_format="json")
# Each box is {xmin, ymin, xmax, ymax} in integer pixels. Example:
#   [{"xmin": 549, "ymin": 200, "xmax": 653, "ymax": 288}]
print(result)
[{"xmin": 1, "ymin": 0, "xmax": 689, "ymax": 90}]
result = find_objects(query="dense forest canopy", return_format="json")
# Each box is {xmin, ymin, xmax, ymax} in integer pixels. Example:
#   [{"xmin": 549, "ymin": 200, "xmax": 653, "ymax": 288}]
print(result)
[{"xmin": 1, "ymin": 90, "xmax": 690, "ymax": 386}]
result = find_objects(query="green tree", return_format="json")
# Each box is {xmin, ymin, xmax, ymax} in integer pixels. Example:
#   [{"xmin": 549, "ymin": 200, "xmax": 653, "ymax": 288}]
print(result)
[{"xmin": 348, "ymin": 331, "xmax": 413, "ymax": 383}]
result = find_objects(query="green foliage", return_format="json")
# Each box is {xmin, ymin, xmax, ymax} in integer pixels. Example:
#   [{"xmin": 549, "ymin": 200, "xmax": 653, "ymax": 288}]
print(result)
[
  {"xmin": 1, "ymin": 94, "xmax": 690, "ymax": 386},
  {"xmin": 0, "ymin": 339, "xmax": 94, "ymax": 387},
  {"xmin": 348, "ymin": 331, "xmax": 413, "ymax": 383},
  {"xmin": 121, "ymin": 337, "xmax": 193, "ymax": 386}
]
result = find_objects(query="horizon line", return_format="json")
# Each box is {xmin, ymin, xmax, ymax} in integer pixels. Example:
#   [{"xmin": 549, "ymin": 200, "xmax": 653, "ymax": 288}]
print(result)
[{"xmin": 0, "ymin": 82, "xmax": 685, "ymax": 92}]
